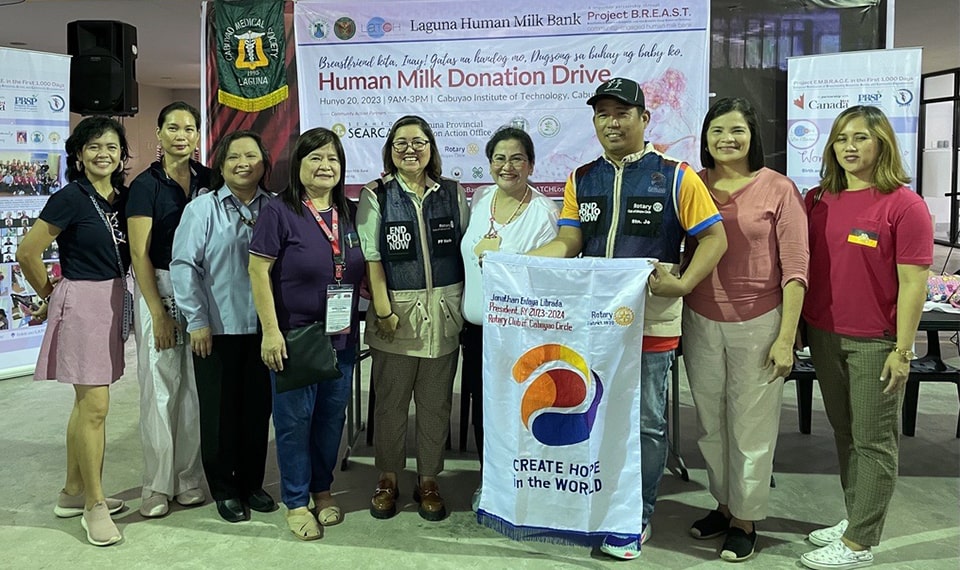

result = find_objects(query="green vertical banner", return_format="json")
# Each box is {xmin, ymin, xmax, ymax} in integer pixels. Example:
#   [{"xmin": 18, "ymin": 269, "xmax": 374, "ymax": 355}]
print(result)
[{"xmin": 215, "ymin": 0, "xmax": 288, "ymax": 112}]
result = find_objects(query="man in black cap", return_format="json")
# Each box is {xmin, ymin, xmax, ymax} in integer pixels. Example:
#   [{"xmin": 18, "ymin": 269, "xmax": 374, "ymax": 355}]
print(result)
[{"xmin": 531, "ymin": 77, "xmax": 727, "ymax": 560}]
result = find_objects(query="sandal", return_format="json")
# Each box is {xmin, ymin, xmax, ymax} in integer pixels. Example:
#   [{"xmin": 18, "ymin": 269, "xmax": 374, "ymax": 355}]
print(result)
[
  {"xmin": 316, "ymin": 505, "xmax": 343, "ymax": 526},
  {"xmin": 286, "ymin": 508, "xmax": 321, "ymax": 541}
]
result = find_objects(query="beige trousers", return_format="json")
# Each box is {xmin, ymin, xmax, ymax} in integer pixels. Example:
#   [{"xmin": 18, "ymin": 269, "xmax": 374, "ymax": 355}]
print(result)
[
  {"xmin": 683, "ymin": 306, "xmax": 784, "ymax": 521},
  {"xmin": 371, "ymin": 348, "xmax": 459, "ymax": 477}
]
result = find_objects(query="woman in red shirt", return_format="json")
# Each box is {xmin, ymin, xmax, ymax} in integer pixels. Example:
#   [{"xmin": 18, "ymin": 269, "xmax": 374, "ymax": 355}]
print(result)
[{"xmin": 800, "ymin": 106, "xmax": 932, "ymax": 570}]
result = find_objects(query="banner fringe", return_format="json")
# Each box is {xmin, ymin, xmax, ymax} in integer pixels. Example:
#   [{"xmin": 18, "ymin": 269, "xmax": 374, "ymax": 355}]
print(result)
[
  {"xmin": 217, "ymin": 85, "xmax": 288, "ymax": 112},
  {"xmin": 477, "ymin": 510, "xmax": 640, "ymax": 547}
]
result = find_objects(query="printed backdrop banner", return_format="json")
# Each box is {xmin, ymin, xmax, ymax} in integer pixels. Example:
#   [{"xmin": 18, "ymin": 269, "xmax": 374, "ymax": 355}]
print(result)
[
  {"xmin": 478, "ymin": 253, "xmax": 653, "ymax": 541},
  {"xmin": 786, "ymin": 48, "xmax": 922, "ymax": 193},
  {"xmin": 0, "ymin": 47, "xmax": 69, "ymax": 379},
  {"xmin": 294, "ymin": 0, "xmax": 709, "ymax": 198}
]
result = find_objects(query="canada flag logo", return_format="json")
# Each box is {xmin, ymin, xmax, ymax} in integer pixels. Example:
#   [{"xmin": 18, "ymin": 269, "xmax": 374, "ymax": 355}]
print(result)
[{"xmin": 793, "ymin": 94, "xmax": 805, "ymax": 109}]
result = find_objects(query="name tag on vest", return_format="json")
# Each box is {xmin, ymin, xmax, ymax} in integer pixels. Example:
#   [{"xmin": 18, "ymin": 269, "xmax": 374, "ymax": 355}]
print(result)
[
  {"xmin": 623, "ymin": 197, "xmax": 664, "ymax": 237},
  {"xmin": 430, "ymin": 216, "xmax": 457, "ymax": 257}
]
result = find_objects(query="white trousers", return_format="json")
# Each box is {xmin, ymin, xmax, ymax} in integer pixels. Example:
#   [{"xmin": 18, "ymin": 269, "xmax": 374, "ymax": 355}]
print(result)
[
  {"xmin": 683, "ymin": 306, "xmax": 784, "ymax": 521},
  {"xmin": 134, "ymin": 269, "xmax": 203, "ymax": 499}
]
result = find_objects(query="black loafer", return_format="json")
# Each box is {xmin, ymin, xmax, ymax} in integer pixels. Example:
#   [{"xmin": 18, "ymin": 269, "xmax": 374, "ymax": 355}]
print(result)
[
  {"xmin": 690, "ymin": 509, "xmax": 731, "ymax": 539},
  {"xmin": 246, "ymin": 489, "xmax": 277, "ymax": 513},
  {"xmin": 216, "ymin": 499, "xmax": 248, "ymax": 523},
  {"xmin": 720, "ymin": 527, "xmax": 757, "ymax": 562}
]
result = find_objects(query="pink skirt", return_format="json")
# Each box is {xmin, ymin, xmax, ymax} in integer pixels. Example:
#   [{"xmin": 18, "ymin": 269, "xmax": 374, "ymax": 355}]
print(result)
[{"xmin": 35, "ymin": 277, "xmax": 125, "ymax": 385}]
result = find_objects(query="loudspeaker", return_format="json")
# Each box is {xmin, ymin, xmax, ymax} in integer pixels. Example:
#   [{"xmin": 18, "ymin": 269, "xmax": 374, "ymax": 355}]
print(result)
[{"xmin": 67, "ymin": 21, "xmax": 138, "ymax": 116}]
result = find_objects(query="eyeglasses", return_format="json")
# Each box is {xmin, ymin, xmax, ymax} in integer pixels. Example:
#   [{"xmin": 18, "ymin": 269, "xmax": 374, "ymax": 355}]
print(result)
[
  {"xmin": 392, "ymin": 138, "xmax": 429, "ymax": 152},
  {"xmin": 491, "ymin": 156, "xmax": 528, "ymax": 169}
]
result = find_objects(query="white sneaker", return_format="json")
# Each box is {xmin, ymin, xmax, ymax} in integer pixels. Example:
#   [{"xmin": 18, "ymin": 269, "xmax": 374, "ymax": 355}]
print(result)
[
  {"xmin": 599, "ymin": 524, "xmax": 651, "ymax": 560},
  {"xmin": 801, "ymin": 540, "xmax": 873, "ymax": 570},
  {"xmin": 139, "ymin": 493, "xmax": 169, "ymax": 518},
  {"xmin": 175, "ymin": 488, "xmax": 206, "ymax": 507},
  {"xmin": 808, "ymin": 519, "xmax": 849, "ymax": 546}
]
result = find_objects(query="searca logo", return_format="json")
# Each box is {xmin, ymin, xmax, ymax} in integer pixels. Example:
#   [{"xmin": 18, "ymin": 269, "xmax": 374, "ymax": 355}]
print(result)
[{"xmin": 513, "ymin": 344, "xmax": 603, "ymax": 446}]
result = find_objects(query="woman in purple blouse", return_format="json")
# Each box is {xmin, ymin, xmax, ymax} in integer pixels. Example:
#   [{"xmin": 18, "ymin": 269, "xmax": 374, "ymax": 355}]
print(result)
[{"xmin": 249, "ymin": 128, "xmax": 365, "ymax": 540}]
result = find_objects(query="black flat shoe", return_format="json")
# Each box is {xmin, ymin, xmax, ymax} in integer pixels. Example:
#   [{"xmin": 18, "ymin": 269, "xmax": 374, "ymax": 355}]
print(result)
[
  {"xmin": 690, "ymin": 509, "xmax": 731, "ymax": 539},
  {"xmin": 216, "ymin": 499, "xmax": 248, "ymax": 523},
  {"xmin": 246, "ymin": 489, "xmax": 277, "ymax": 513},
  {"xmin": 720, "ymin": 527, "xmax": 757, "ymax": 562}
]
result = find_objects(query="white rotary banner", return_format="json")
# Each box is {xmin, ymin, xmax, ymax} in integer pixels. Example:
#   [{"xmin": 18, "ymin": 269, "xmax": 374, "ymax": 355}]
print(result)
[{"xmin": 478, "ymin": 252, "xmax": 653, "ymax": 542}]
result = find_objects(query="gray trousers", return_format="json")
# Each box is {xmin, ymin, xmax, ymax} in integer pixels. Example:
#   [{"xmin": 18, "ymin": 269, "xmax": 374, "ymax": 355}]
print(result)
[
  {"xmin": 371, "ymin": 348, "xmax": 459, "ymax": 477},
  {"xmin": 808, "ymin": 325, "xmax": 903, "ymax": 546}
]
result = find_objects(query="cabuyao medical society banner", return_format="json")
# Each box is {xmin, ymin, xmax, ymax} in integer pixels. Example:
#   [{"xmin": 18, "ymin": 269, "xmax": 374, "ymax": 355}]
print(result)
[
  {"xmin": 294, "ymin": 0, "xmax": 708, "ymax": 198},
  {"xmin": 478, "ymin": 253, "xmax": 653, "ymax": 542},
  {"xmin": 787, "ymin": 48, "xmax": 921, "ymax": 193},
  {"xmin": 0, "ymin": 48, "xmax": 69, "ymax": 380}
]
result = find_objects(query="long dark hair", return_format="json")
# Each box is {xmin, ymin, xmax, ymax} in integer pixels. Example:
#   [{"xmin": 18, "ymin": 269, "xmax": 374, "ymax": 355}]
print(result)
[
  {"xmin": 699, "ymin": 97, "xmax": 765, "ymax": 171},
  {"xmin": 381, "ymin": 115, "xmax": 442, "ymax": 181},
  {"xmin": 282, "ymin": 127, "xmax": 350, "ymax": 223},
  {"xmin": 209, "ymin": 130, "xmax": 271, "ymax": 191},
  {"xmin": 65, "ymin": 116, "xmax": 130, "ymax": 188}
]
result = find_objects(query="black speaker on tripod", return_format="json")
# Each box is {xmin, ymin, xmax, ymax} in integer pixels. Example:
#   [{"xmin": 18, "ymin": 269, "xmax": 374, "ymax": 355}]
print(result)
[{"xmin": 67, "ymin": 20, "xmax": 139, "ymax": 116}]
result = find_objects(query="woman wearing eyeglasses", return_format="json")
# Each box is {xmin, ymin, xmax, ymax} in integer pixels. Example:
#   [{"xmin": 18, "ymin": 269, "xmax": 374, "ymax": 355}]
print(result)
[
  {"xmin": 357, "ymin": 115, "xmax": 469, "ymax": 521},
  {"xmin": 170, "ymin": 130, "xmax": 275, "ymax": 524},
  {"xmin": 459, "ymin": 127, "xmax": 559, "ymax": 511}
]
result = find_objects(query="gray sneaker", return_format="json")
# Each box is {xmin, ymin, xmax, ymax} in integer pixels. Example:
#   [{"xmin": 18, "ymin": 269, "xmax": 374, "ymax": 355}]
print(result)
[{"xmin": 808, "ymin": 519, "xmax": 849, "ymax": 546}]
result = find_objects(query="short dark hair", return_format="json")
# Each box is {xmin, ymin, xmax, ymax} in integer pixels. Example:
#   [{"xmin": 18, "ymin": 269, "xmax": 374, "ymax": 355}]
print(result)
[
  {"xmin": 65, "ymin": 116, "xmax": 130, "ymax": 187},
  {"xmin": 209, "ymin": 130, "xmax": 271, "ymax": 191},
  {"xmin": 382, "ymin": 115, "xmax": 442, "ymax": 181},
  {"xmin": 282, "ymin": 127, "xmax": 350, "ymax": 224},
  {"xmin": 485, "ymin": 126, "xmax": 535, "ymax": 164},
  {"xmin": 157, "ymin": 101, "xmax": 201, "ymax": 129},
  {"xmin": 700, "ymin": 97, "xmax": 765, "ymax": 171}
]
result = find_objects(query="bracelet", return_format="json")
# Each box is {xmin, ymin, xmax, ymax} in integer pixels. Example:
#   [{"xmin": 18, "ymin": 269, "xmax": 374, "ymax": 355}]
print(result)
[
  {"xmin": 892, "ymin": 347, "xmax": 916, "ymax": 361},
  {"xmin": 376, "ymin": 311, "xmax": 395, "ymax": 320}
]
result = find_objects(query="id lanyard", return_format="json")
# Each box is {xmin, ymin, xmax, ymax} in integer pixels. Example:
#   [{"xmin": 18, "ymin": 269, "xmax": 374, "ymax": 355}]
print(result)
[
  {"xmin": 304, "ymin": 201, "xmax": 354, "ymax": 335},
  {"xmin": 303, "ymin": 200, "xmax": 344, "ymax": 280}
]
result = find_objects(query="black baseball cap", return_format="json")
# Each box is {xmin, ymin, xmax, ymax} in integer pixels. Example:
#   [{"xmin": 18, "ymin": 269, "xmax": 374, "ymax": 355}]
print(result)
[{"xmin": 587, "ymin": 77, "xmax": 645, "ymax": 108}]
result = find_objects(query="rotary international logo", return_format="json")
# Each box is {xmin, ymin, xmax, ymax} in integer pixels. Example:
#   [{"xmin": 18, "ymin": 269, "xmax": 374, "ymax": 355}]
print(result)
[{"xmin": 613, "ymin": 307, "xmax": 634, "ymax": 326}]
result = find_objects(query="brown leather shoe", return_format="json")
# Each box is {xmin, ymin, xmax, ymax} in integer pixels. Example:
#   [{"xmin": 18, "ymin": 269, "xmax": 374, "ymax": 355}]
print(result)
[
  {"xmin": 370, "ymin": 479, "xmax": 398, "ymax": 519},
  {"xmin": 413, "ymin": 480, "xmax": 446, "ymax": 521}
]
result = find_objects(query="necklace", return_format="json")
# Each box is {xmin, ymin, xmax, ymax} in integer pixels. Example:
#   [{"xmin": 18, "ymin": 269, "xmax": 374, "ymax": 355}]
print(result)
[{"xmin": 484, "ymin": 185, "xmax": 530, "ymax": 239}]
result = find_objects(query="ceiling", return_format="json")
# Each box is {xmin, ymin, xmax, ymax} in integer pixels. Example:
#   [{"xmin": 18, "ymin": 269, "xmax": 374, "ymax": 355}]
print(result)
[{"xmin": 0, "ymin": 0, "xmax": 957, "ymax": 90}]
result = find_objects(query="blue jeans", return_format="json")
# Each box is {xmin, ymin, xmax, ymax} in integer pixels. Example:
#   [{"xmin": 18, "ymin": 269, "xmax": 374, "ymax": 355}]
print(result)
[
  {"xmin": 271, "ymin": 346, "xmax": 355, "ymax": 509},
  {"xmin": 640, "ymin": 349, "xmax": 674, "ymax": 524}
]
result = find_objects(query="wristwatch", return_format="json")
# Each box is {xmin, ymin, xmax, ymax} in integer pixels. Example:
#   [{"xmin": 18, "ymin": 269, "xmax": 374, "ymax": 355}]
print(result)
[{"xmin": 892, "ymin": 347, "xmax": 916, "ymax": 361}]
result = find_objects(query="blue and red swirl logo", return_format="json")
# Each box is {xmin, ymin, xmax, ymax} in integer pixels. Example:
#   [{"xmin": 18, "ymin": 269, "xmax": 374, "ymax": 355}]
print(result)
[{"xmin": 513, "ymin": 344, "xmax": 603, "ymax": 447}]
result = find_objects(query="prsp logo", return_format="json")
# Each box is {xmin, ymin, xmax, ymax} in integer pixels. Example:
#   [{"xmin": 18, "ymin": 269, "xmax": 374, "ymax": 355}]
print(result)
[
  {"xmin": 513, "ymin": 344, "xmax": 603, "ymax": 446},
  {"xmin": 793, "ymin": 94, "xmax": 805, "ymax": 109}
]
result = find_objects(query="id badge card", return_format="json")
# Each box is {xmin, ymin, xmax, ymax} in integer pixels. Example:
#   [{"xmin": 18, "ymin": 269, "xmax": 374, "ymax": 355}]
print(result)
[{"xmin": 325, "ymin": 284, "xmax": 355, "ymax": 335}]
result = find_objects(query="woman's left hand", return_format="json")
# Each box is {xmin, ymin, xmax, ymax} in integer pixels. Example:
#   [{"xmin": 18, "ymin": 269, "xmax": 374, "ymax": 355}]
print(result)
[
  {"xmin": 881, "ymin": 351, "xmax": 910, "ymax": 394},
  {"xmin": 190, "ymin": 327, "xmax": 213, "ymax": 358},
  {"xmin": 766, "ymin": 338, "xmax": 794, "ymax": 382}
]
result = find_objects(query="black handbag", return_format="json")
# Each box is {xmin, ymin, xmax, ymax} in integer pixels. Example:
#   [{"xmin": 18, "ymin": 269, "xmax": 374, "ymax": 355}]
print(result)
[{"xmin": 274, "ymin": 321, "xmax": 342, "ymax": 393}]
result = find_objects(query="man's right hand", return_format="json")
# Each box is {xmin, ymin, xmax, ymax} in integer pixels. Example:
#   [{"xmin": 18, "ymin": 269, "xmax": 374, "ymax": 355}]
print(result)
[
  {"xmin": 190, "ymin": 327, "xmax": 213, "ymax": 358},
  {"xmin": 152, "ymin": 311, "xmax": 179, "ymax": 351}
]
